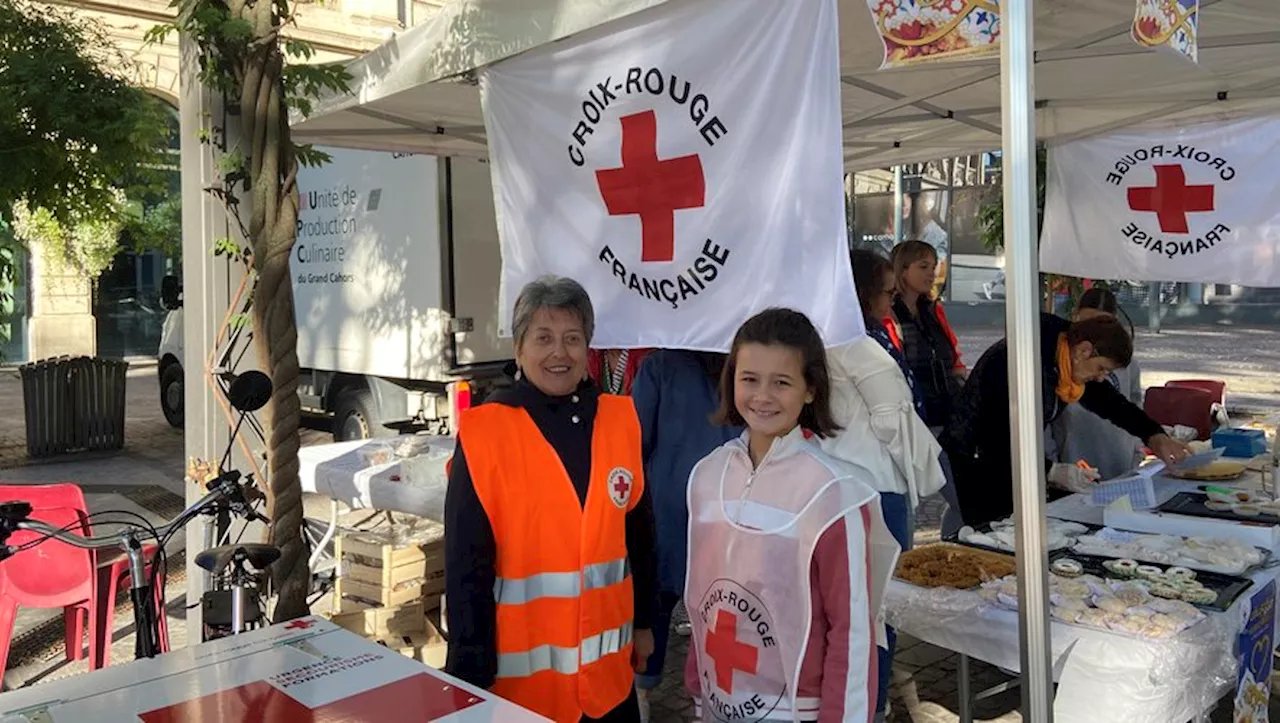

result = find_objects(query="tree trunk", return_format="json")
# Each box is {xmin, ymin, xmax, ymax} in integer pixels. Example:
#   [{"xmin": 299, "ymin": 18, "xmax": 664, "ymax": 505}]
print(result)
[{"xmin": 234, "ymin": 0, "xmax": 309, "ymax": 621}]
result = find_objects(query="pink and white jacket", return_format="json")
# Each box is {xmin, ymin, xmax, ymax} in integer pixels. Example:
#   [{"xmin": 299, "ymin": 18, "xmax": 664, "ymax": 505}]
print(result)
[{"xmin": 684, "ymin": 428, "xmax": 900, "ymax": 722}]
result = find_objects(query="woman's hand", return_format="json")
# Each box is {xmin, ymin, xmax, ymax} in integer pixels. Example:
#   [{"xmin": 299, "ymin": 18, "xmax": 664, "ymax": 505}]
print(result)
[
  {"xmin": 631, "ymin": 628, "xmax": 655, "ymax": 673},
  {"xmin": 1148, "ymin": 433, "xmax": 1192, "ymax": 468}
]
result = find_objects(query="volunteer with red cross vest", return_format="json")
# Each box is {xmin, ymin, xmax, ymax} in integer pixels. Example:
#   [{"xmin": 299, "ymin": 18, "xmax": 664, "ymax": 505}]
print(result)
[
  {"xmin": 683, "ymin": 308, "xmax": 900, "ymax": 722},
  {"xmin": 444, "ymin": 275, "xmax": 658, "ymax": 723}
]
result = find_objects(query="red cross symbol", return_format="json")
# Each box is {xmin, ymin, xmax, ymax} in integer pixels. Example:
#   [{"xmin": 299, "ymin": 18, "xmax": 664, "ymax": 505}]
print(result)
[
  {"xmin": 285, "ymin": 619, "xmax": 316, "ymax": 630},
  {"xmin": 612, "ymin": 474, "xmax": 630, "ymax": 499},
  {"xmin": 704, "ymin": 609, "xmax": 758, "ymax": 694},
  {"xmin": 595, "ymin": 110, "xmax": 706, "ymax": 263},
  {"xmin": 1127, "ymin": 164, "xmax": 1215, "ymax": 234}
]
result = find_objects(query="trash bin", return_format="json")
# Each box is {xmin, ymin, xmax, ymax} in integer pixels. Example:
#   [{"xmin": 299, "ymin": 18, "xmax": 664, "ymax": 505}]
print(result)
[
  {"xmin": 19, "ymin": 356, "xmax": 76, "ymax": 458},
  {"xmin": 70, "ymin": 356, "xmax": 129, "ymax": 452},
  {"xmin": 20, "ymin": 356, "xmax": 129, "ymax": 457}
]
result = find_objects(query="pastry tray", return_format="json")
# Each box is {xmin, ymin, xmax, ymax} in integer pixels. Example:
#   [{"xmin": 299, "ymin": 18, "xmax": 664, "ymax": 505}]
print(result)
[
  {"xmin": 1055, "ymin": 552, "xmax": 1253, "ymax": 613},
  {"xmin": 893, "ymin": 542, "xmax": 1017, "ymax": 590},
  {"xmin": 1157, "ymin": 491, "xmax": 1280, "ymax": 526},
  {"xmin": 944, "ymin": 520, "xmax": 1100, "ymax": 558}
]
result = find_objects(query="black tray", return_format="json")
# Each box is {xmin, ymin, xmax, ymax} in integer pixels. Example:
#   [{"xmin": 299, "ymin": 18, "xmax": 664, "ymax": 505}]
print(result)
[
  {"xmin": 1055, "ymin": 552, "xmax": 1253, "ymax": 613},
  {"xmin": 1157, "ymin": 491, "xmax": 1280, "ymax": 526}
]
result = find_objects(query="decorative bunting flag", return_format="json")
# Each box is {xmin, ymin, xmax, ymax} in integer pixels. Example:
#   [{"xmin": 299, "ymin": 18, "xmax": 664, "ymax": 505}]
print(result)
[
  {"xmin": 1132, "ymin": 0, "xmax": 1199, "ymax": 63},
  {"xmin": 865, "ymin": 0, "xmax": 1000, "ymax": 70}
]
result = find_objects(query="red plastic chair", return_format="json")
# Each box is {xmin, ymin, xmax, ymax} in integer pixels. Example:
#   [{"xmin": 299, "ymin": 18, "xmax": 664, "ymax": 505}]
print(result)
[
  {"xmin": 0, "ymin": 484, "xmax": 170, "ymax": 677},
  {"xmin": 1144, "ymin": 386, "xmax": 1215, "ymax": 440},
  {"xmin": 1166, "ymin": 379, "xmax": 1227, "ymax": 407},
  {"xmin": 0, "ymin": 484, "xmax": 98, "ymax": 681}
]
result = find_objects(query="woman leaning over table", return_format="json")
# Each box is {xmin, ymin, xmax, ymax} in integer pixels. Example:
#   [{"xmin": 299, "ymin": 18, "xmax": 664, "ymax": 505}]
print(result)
[{"xmin": 443, "ymin": 275, "xmax": 657, "ymax": 723}]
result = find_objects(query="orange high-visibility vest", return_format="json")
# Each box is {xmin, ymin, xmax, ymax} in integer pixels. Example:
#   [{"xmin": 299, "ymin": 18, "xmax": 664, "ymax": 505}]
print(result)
[{"xmin": 459, "ymin": 395, "xmax": 643, "ymax": 722}]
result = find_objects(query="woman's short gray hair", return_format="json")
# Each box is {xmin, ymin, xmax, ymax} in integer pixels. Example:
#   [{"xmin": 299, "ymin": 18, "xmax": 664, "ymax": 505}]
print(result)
[{"xmin": 511, "ymin": 275, "xmax": 595, "ymax": 349}]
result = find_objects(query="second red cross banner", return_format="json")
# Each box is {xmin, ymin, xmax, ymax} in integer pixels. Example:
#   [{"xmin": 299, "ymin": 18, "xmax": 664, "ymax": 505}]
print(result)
[
  {"xmin": 1039, "ymin": 114, "xmax": 1280, "ymax": 287},
  {"xmin": 480, "ymin": 0, "xmax": 861, "ymax": 351}
]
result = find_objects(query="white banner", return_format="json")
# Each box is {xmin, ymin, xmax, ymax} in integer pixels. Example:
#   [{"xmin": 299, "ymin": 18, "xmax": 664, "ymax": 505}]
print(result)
[
  {"xmin": 1040, "ymin": 115, "xmax": 1280, "ymax": 286},
  {"xmin": 481, "ymin": 0, "xmax": 861, "ymax": 351}
]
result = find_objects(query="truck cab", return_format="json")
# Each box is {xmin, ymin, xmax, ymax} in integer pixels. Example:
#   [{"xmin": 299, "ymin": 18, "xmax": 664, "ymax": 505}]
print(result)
[{"xmin": 158, "ymin": 152, "xmax": 511, "ymax": 440}]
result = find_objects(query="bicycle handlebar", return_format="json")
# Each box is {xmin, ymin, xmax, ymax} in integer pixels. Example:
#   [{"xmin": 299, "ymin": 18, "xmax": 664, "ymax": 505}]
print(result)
[{"xmin": 4, "ymin": 472, "xmax": 264, "ymax": 556}]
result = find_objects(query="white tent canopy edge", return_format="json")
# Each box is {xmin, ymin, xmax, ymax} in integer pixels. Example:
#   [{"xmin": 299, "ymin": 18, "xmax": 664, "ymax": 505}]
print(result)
[{"xmin": 291, "ymin": 0, "xmax": 1280, "ymax": 172}]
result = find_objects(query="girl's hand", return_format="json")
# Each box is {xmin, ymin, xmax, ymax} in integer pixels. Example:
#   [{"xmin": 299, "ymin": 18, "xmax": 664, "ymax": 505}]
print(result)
[{"xmin": 632, "ymin": 628, "xmax": 655, "ymax": 672}]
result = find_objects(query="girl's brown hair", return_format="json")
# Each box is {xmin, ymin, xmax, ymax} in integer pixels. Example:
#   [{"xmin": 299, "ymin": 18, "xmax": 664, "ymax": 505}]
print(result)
[
  {"xmin": 850, "ymin": 248, "xmax": 892, "ymax": 319},
  {"xmin": 890, "ymin": 239, "xmax": 938, "ymax": 294},
  {"xmin": 713, "ymin": 308, "xmax": 841, "ymax": 438}
]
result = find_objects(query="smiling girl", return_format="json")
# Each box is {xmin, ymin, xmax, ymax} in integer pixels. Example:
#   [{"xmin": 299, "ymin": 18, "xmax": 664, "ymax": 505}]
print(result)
[{"xmin": 683, "ymin": 308, "xmax": 900, "ymax": 723}]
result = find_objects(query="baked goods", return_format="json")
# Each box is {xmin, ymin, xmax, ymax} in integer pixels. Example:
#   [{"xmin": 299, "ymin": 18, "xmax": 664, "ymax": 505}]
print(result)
[
  {"xmin": 1168, "ymin": 460, "xmax": 1247, "ymax": 481},
  {"xmin": 1135, "ymin": 565, "xmax": 1164, "ymax": 581},
  {"xmin": 1181, "ymin": 587, "xmax": 1218, "ymax": 605},
  {"xmin": 1166, "ymin": 566, "xmax": 1196, "ymax": 581},
  {"xmin": 958, "ymin": 518, "xmax": 1088, "ymax": 553},
  {"xmin": 980, "ymin": 573, "xmax": 1206, "ymax": 639},
  {"xmin": 894, "ymin": 544, "xmax": 1016, "ymax": 589},
  {"xmin": 1103, "ymin": 559, "xmax": 1139, "ymax": 578},
  {"xmin": 1073, "ymin": 529, "xmax": 1266, "ymax": 575},
  {"xmin": 1050, "ymin": 558, "xmax": 1084, "ymax": 578}
]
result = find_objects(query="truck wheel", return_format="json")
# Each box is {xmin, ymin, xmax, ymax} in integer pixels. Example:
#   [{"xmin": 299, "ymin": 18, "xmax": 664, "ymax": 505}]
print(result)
[
  {"xmin": 160, "ymin": 364, "xmax": 184, "ymax": 429},
  {"xmin": 332, "ymin": 388, "xmax": 383, "ymax": 442}
]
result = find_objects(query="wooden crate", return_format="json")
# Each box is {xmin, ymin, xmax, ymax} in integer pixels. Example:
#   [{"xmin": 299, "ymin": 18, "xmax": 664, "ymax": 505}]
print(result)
[
  {"xmin": 330, "ymin": 599, "xmax": 425, "ymax": 638},
  {"xmin": 335, "ymin": 532, "xmax": 444, "ymax": 608},
  {"xmin": 377, "ymin": 618, "xmax": 447, "ymax": 668}
]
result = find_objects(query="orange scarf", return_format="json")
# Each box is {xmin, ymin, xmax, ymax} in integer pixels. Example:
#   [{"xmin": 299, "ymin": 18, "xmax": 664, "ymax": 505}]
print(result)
[{"xmin": 1055, "ymin": 334, "xmax": 1085, "ymax": 403}]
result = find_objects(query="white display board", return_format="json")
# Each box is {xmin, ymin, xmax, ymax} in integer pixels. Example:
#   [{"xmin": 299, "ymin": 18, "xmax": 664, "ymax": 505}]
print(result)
[
  {"xmin": 0, "ymin": 617, "xmax": 548, "ymax": 722},
  {"xmin": 291, "ymin": 148, "xmax": 449, "ymax": 381}
]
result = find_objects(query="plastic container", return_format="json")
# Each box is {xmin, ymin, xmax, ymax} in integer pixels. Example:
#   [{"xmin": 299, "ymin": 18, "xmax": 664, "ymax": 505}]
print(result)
[
  {"xmin": 1090, "ymin": 474, "xmax": 1157, "ymax": 509},
  {"xmin": 1211, "ymin": 428, "xmax": 1267, "ymax": 459}
]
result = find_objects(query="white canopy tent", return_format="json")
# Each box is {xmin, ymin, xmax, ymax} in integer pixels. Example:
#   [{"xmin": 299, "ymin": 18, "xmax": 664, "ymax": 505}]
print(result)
[
  {"xmin": 292, "ymin": 0, "xmax": 1280, "ymax": 171},
  {"xmin": 287, "ymin": 1, "xmax": 1280, "ymax": 719}
]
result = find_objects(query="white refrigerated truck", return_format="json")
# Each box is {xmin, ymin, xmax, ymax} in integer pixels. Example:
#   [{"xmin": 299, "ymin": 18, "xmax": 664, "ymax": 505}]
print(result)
[{"xmin": 157, "ymin": 149, "xmax": 510, "ymax": 440}]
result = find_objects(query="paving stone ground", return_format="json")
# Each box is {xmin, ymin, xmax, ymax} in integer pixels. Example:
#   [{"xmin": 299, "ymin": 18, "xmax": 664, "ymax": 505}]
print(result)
[{"xmin": 1, "ymin": 323, "xmax": 1279, "ymax": 719}]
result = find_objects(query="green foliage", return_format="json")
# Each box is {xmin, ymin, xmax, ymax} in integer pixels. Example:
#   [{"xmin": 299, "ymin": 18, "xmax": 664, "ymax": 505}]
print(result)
[
  {"xmin": 978, "ymin": 147, "xmax": 1048, "ymax": 255},
  {"xmin": 976, "ymin": 147, "xmax": 1089, "ymax": 311},
  {"xmin": 0, "ymin": 0, "xmax": 169, "ymax": 226},
  {"xmin": 11, "ymin": 198, "xmax": 124, "ymax": 279}
]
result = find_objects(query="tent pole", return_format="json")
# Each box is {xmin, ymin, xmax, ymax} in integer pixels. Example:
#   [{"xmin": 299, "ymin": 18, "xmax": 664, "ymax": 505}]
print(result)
[{"xmin": 1000, "ymin": 1, "xmax": 1054, "ymax": 720}]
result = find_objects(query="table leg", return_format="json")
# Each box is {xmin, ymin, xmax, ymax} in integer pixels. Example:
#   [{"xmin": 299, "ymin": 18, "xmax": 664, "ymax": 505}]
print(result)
[
  {"xmin": 958, "ymin": 653, "xmax": 973, "ymax": 723},
  {"xmin": 309, "ymin": 499, "xmax": 339, "ymax": 574}
]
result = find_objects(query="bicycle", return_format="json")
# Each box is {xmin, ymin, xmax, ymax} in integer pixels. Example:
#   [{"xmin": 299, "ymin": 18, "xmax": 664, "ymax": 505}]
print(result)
[{"xmin": 0, "ymin": 370, "xmax": 278, "ymax": 659}]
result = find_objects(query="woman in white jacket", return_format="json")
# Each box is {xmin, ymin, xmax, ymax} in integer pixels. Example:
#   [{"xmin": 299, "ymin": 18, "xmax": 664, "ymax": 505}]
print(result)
[{"xmin": 821, "ymin": 248, "xmax": 946, "ymax": 722}]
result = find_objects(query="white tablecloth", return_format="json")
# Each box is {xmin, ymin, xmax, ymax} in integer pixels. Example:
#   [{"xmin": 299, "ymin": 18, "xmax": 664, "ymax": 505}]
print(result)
[
  {"xmin": 0, "ymin": 617, "xmax": 548, "ymax": 721},
  {"xmin": 298, "ymin": 438, "xmax": 455, "ymax": 523},
  {"xmin": 886, "ymin": 476, "xmax": 1279, "ymax": 723}
]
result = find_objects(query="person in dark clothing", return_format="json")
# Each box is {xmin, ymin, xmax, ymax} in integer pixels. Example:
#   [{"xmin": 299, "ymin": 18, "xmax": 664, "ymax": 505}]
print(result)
[
  {"xmin": 628, "ymin": 349, "xmax": 741, "ymax": 720},
  {"xmin": 852, "ymin": 247, "xmax": 927, "ymax": 421},
  {"xmin": 444, "ymin": 276, "xmax": 657, "ymax": 723},
  {"xmin": 940, "ymin": 312, "xmax": 1192, "ymax": 527},
  {"xmin": 888, "ymin": 240, "xmax": 967, "ymax": 430}
]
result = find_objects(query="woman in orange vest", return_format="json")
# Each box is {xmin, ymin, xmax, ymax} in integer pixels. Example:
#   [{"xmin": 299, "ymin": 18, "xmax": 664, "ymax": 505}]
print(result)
[{"xmin": 444, "ymin": 275, "xmax": 657, "ymax": 723}]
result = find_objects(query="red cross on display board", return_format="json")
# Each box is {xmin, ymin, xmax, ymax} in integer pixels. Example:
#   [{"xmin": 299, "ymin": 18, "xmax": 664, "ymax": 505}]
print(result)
[
  {"xmin": 285, "ymin": 619, "xmax": 316, "ymax": 630},
  {"xmin": 595, "ymin": 110, "xmax": 706, "ymax": 263},
  {"xmin": 704, "ymin": 609, "xmax": 758, "ymax": 694},
  {"xmin": 613, "ymin": 474, "xmax": 631, "ymax": 498},
  {"xmin": 138, "ymin": 673, "xmax": 483, "ymax": 722},
  {"xmin": 1127, "ymin": 164, "xmax": 1215, "ymax": 234}
]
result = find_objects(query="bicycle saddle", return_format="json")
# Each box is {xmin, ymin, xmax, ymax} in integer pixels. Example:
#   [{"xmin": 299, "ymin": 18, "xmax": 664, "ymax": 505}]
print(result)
[{"xmin": 195, "ymin": 543, "xmax": 282, "ymax": 575}]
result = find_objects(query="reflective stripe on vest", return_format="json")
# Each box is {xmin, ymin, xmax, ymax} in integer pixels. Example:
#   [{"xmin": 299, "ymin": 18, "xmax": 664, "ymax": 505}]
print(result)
[
  {"xmin": 494, "ymin": 557, "xmax": 630, "ymax": 605},
  {"xmin": 496, "ymin": 621, "xmax": 635, "ymax": 679}
]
